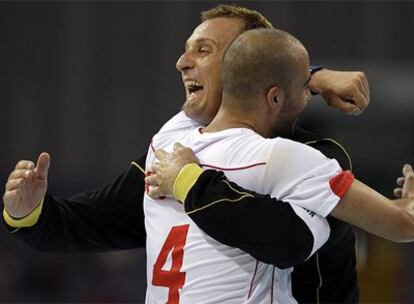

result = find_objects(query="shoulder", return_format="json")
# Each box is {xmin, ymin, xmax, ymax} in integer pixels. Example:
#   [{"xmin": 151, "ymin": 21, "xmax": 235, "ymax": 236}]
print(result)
[
  {"xmin": 151, "ymin": 112, "xmax": 200, "ymax": 152},
  {"xmin": 270, "ymin": 137, "xmax": 327, "ymax": 161},
  {"xmin": 157, "ymin": 111, "xmax": 201, "ymax": 134},
  {"xmin": 263, "ymin": 137, "xmax": 336, "ymax": 178},
  {"xmin": 292, "ymin": 127, "xmax": 352, "ymax": 170}
]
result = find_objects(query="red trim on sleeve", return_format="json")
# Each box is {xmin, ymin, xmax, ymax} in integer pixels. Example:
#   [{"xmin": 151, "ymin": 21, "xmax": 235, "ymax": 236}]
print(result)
[{"xmin": 329, "ymin": 170, "xmax": 354, "ymax": 198}]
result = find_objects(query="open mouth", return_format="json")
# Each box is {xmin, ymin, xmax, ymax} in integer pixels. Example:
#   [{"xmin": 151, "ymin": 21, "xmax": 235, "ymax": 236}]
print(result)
[{"xmin": 186, "ymin": 80, "xmax": 204, "ymax": 99}]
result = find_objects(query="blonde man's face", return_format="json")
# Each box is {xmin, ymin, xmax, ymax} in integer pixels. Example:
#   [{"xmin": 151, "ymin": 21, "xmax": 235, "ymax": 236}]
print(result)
[{"xmin": 176, "ymin": 17, "xmax": 244, "ymax": 125}]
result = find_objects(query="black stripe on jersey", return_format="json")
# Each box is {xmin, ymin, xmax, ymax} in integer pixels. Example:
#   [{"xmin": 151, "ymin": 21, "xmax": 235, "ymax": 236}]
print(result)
[
  {"xmin": 184, "ymin": 169, "xmax": 314, "ymax": 269},
  {"xmin": 2, "ymin": 153, "xmax": 148, "ymax": 254},
  {"xmin": 291, "ymin": 128, "xmax": 358, "ymax": 304}
]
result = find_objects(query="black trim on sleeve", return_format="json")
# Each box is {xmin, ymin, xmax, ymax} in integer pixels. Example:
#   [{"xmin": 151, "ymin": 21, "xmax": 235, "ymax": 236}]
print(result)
[
  {"xmin": 185, "ymin": 170, "xmax": 314, "ymax": 269},
  {"xmin": 185, "ymin": 127, "xmax": 358, "ymax": 303},
  {"xmin": 2, "ymin": 153, "xmax": 148, "ymax": 255},
  {"xmin": 292, "ymin": 127, "xmax": 351, "ymax": 171}
]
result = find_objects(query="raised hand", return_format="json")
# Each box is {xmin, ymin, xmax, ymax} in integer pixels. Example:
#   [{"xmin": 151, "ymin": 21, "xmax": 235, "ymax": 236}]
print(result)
[
  {"xmin": 309, "ymin": 69, "xmax": 369, "ymax": 115},
  {"xmin": 393, "ymin": 164, "xmax": 414, "ymax": 199},
  {"xmin": 3, "ymin": 152, "xmax": 50, "ymax": 218}
]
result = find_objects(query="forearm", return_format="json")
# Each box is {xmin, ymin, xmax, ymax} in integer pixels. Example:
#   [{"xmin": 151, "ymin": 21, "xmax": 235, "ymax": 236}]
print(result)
[
  {"xmin": 2, "ymin": 154, "xmax": 148, "ymax": 254},
  {"xmin": 179, "ymin": 167, "xmax": 315, "ymax": 268},
  {"xmin": 331, "ymin": 180, "xmax": 414, "ymax": 242},
  {"xmin": 388, "ymin": 198, "xmax": 414, "ymax": 242}
]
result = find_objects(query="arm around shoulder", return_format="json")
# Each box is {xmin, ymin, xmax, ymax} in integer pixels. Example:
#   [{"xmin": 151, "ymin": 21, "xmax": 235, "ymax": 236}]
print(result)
[{"xmin": 330, "ymin": 179, "xmax": 414, "ymax": 242}]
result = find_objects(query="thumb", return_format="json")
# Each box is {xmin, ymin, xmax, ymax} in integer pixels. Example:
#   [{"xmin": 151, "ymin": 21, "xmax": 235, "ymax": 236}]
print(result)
[
  {"xmin": 34, "ymin": 152, "xmax": 51, "ymax": 179},
  {"xmin": 173, "ymin": 142, "xmax": 185, "ymax": 151}
]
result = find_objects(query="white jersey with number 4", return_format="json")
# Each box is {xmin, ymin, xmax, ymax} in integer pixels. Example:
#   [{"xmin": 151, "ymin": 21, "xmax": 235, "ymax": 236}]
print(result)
[{"xmin": 144, "ymin": 112, "xmax": 350, "ymax": 304}]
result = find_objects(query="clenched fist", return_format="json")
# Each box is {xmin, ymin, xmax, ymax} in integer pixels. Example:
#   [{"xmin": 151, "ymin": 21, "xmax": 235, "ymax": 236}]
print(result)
[
  {"xmin": 3, "ymin": 152, "xmax": 50, "ymax": 218},
  {"xmin": 310, "ymin": 69, "xmax": 370, "ymax": 115}
]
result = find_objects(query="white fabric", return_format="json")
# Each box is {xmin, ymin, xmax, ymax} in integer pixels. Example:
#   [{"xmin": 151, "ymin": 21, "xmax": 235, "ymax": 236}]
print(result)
[{"xmin": 144, "ymin": 111, "xmax": 342, "ymax": 304}]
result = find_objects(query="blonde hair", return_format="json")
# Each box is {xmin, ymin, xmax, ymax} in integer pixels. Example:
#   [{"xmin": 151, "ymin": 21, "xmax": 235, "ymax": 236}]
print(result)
[{"xmin": 201, "ymin": 4, "xmax": 274, "ymax": 31}]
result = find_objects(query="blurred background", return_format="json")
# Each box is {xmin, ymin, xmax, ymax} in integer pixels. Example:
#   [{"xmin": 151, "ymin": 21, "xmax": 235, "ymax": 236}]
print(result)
[{"xmin": 0, "ymin": 1, "xmax": 413, "ymax": 303}]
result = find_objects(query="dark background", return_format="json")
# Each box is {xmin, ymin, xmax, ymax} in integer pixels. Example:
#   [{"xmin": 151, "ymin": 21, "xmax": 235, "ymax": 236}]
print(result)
[{"xmin": 1, "ymin": 1, "xmax": 413, "ymax": 303}]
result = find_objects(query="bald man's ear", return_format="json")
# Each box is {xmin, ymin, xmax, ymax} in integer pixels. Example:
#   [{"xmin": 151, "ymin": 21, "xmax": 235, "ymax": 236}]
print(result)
[{"xmin": 266, "ymin": 86, "xmax": 284, "ymax": 109}]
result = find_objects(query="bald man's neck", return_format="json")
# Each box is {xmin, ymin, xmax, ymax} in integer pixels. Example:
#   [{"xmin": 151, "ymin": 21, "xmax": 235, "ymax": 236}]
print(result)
[{"xmin": 203, "ymin": 99, "xmax": 273, "ymax": 137}]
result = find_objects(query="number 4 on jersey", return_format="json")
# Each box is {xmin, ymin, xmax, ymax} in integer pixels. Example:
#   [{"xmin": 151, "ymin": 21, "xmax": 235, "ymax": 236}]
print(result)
[{"xmin": 152, "ymin": 224, "xmax": 190, "ymax": 304}]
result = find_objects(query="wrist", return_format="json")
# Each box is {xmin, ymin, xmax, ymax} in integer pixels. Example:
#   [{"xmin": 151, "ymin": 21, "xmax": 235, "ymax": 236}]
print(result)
[
  {"xmin": 173, "ymin": 163, "xmax": 203, "ymax": 203},
  {"xmin": 309, "ymin": 66, "xmax": 325, "ymax": 95},
  {"xmin": 3, "ymin": 198, "xmax": 44, "ymax": 228}
]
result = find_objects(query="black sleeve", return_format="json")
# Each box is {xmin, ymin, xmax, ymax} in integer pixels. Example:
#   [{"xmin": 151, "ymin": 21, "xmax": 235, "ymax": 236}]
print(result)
[
  {"xmin": 184, "ymin": 170, "xmax": 314, "ymax": 269},
  {"xmin": 184, "ymin": 129, "xmax": 352, "ymax": 270},
  {"xmin": 1, "ymin": 153, "xmax": 147, "ymax": 255}
]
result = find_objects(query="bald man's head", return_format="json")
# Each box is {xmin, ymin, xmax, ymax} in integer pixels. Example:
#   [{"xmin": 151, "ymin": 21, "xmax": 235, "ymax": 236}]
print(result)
[{"xmin": 221, "ymin": 28, "xmax": 309, "ymax": 108}]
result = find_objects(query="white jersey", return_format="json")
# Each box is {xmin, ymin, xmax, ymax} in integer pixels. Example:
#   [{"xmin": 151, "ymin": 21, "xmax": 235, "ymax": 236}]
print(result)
[{"xmin": 144, "ymin": 112, "xmax": 347, "ymax": 304}]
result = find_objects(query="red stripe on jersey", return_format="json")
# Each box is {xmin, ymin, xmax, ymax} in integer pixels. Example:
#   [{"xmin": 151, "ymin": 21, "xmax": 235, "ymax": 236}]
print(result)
[
  {"xmin": 329, "ymin": 170, "xmax": 355, "ymax": 198},
  {"xmin": 247, "ymin": 260, "xmax": 259, "ymax": 300},
  {"xmin": 200, "ymin": 162, "xmax": 267, "ymax": 171}
]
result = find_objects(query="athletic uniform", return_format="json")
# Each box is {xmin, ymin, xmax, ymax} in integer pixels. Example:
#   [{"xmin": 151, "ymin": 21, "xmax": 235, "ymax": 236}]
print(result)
[
  {"xmin": 143, "ymin": 112, "xmax": 352, "ymax": 303},
  {"xmin": 182, "ymin": 128, "xmax": 358, "ymax": 303},
  {"xmin": 2, "ymin": 112, "xmax": 358, "ymax": 303}
]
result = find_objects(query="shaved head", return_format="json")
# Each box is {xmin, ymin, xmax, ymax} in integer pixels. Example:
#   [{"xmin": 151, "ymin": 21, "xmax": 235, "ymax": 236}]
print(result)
[{"xmin": 221, "ymin": 28, "xmax": 309, "ymax": 108}]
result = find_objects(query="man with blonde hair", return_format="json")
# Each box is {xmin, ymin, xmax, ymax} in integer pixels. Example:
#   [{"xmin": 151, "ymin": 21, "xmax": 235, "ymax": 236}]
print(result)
[{"xmin": 3, "ymin": 4, "xmax": 369, "ymax": 303}]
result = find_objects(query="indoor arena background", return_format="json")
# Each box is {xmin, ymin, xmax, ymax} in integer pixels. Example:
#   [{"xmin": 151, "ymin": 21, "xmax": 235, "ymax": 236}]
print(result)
[{"xmin": 1, "ymin": 1, "xmax": 413, "ymax": 303}]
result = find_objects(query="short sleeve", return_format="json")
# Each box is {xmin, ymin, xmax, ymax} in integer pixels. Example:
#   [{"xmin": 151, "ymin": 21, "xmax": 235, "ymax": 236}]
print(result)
[
  {"xmin": 289, "ymin": 204, "xmax": 330, "ymax": 256},
  {"xmin": 262, "ymin": 138, "xmax": 354, "ymax": 217}
]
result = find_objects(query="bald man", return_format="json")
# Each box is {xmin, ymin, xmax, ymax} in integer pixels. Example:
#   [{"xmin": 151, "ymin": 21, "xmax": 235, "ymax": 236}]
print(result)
[
  {"xmin": 144, "ymin": 28, "xmax": 342, "ymax": 303},
  {"xmin": 146, "ymin": 28, "xmax": 414, "ymax": 303},
  {"xmin": 3, "ymin": 4, "xmax": 370, "ymax": 303}
]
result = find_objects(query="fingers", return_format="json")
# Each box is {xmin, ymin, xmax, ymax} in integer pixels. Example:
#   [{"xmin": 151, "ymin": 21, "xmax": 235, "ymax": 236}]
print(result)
[
  {"xmin": 9, "ymin": 169, "xmax": 33, "ymax": 180},
  {"xmin": 358, "ymin": 72, "xmax": 370, "ymax": 104},
  {"xmin": 5, "ymin": 178, "xmax": 25, "ymax": 191},
  {"xmin": 403, "ymin": 164, "xmax": 414, "ymax": 177},
  {"xmin": 150, "ymin": 162, "xmax": 160, "ymax": 175},
  {"xmin": 393, "ymin": 188, "xmax": 402, "ymax": 198},
  {"xmin": 147, "ymin": 186, "xmax": 163, "ymax": 199},
  {"xmin": 396, "ymin": 177, "xmax": 405, "ymax": 187},
  {"xmin": 15, "ymin": 160, "xmax": 35, "ymax": 170},
  {"xmin": 326, "ymin": 95, "xmax": 361, "ymax": 115},
  {"xmin": 345, "ymin": 89, "xmax": 368, "ymax": 115},
  {"xmin": 145, "ymin": 172, "xmax": 164, "ymax": 199},
  {"xmin": 346, "ymin": 72, "xmax": 369, "ymax": 112},
  {"xmin": 34, "ymin": 152, "xmax": 50, "ymax": 179},
  {"xmin": 174, "ymin": 142, "xmax": 185, "ymax": 151},
  {"xmin": 154, "ymin": 149, "xmax": 168, "ymax": 161},
  {"xmin": 3, "ymin": 189, "xmax": 20, "ymax": 204},
  {"xmin": 319, "ymin": 70, "xmax": 370, "ymax": 115},
  {"xmin": 173, "ymin": 142, "xmax": 191, "ymax": 153},
  {"xmin": 145, "ymin": 173, "xmax": 159, "ymax": 186},
  {"xmin": 397, "ymin": 163, "xmax": 414, "ymax": 199}
]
